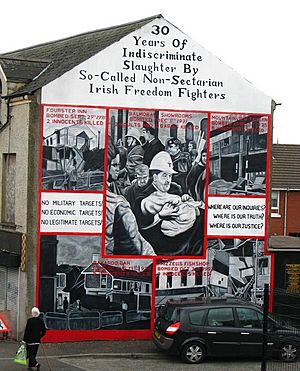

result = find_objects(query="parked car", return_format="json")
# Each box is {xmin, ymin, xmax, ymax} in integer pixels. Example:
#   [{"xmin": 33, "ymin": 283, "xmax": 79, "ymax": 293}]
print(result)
[{"xmin": 152, "ymin": 297, "xmax": 300, "ymax": 364}]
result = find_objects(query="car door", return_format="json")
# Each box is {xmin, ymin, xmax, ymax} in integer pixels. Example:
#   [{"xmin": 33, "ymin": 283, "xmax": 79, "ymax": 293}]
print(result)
[
  {"xmin": 235, "ymin": 307, "xmax": 263, "ymax": 356},
  {"xmin": 203, "ymin": 307, "xmax": 241, "ymax": 356}
]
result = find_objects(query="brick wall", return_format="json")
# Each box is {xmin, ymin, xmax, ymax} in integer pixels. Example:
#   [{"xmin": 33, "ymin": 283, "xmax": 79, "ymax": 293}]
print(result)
[{"xmin": 270, "ymin": 190, "xmax": 300, "ymax": 236}]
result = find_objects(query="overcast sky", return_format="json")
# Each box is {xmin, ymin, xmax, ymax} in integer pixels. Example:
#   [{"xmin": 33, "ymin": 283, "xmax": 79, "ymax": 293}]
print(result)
[{"xmin": 1, "ymin": 0, "xmax": 299, "ymax": 144}]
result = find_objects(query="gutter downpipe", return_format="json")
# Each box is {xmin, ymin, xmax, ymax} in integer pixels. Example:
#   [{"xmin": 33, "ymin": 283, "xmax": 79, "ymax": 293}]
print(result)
[
  {"xmin": 284, "ymin": 189, "xmax": 289, "ymax": 236},
  {"xmin": 16, "ymin": 266, "xmax": 21, "ymax": 341}
]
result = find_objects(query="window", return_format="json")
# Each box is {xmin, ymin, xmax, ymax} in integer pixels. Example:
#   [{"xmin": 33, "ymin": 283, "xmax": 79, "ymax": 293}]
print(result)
[
  {"xmin": 271, "ymin": 191, "xmax": 280, "ymax": 216},
  {"xmin": 258, "ymin": 257, "xmax": 269, "ymax": 275},
  {"xmin": 2, "ymin": 154, "xmax": 16, "ymax": 224},
  {"xmin": 166, "ymin": 273, "xmax": 173, "ymax": 288},
  {"xmin": 134, "ymin": 282, "xmax": 141, "ymax": 291},
  {"xmin": 200, "ymin": 118, "xmax": 207, "ymax": 135},
  {"xmin": 156, "ymin": 274, "xmax": 160, "ymax": 288},
  {"xmin": 163, "ymin": 306, "xmax": 177, "ymax": 322},
  {"xmin": 56, "ymin": 273, "xmax": 66, "ymax": 289},
  {"xmin": 189, "ymin": 309, "xmax": 206, "ymax": 326},
  {"xmin": 86, "ymin": 274, "xmax": 100, "ymax": 288},
  {"xmin": 185, "ymin": 122, "xmax": 194, "ymax": 142},
  {"xmin": 101, "ymin": 276, "xmax": 108, "ymax": 288},
  {"xmin": 113, "ymin": 279, "xmax": 121, "ymax": 290},
  {"xmin": 194, "ymin": 267, "xmax": 203, "ymax": 285},
  {"xmin": 236, "ymin": 308, "xmax": 262, "ymax": 328},
  {"xmin": 170, "ymin": 124, "xmax": 178, "ymax": 138},
  {"xmin": 180, "ymin": 269, "xmax": 188, "ymax": 286},
  {"xmin": 56, "ymin": 130, "xmax": 60, "ymax": 144},
  {"xmin": 223, "ymin": 138, "xmax": 230, "ymax": 147},
  {"xmin": 207, "ymin": 307, "xmax": 235, "ymax": 327}
]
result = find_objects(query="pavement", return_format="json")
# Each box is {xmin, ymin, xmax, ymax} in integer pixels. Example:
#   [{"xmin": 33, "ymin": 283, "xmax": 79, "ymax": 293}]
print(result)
[
  {"xmin": 0, "ymin": 338, "xmax": 157, "ymax": 358},
  {"xmin": 1, "ymin": 338, "xmax": 297, "ymax": 371},
  {"xmin": 0, "ymin": 338, "xmax": 161, "ymax": 370}
]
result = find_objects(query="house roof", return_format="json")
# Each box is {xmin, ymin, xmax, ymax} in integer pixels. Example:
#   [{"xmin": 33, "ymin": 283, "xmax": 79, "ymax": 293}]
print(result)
[
  {"xmin": 272, "ymin": 144, "xmax": 300, "ymax": 189},
  {"xmin": 0, "ymin": 15, "xmax": 161, "ymax": 97},
  {"xmin": 0, "ymin": 57, "xmax": 49, "ymax": 82}
]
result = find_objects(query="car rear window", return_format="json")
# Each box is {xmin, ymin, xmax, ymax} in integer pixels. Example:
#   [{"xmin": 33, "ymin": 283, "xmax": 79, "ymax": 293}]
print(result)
[
  {"xmin": 188, "ymin": 309, "xmax": 206, "ymax": 326},
  {"xmin": 162, "ymin": 306, "xmax": 178, "ymax": 322}
]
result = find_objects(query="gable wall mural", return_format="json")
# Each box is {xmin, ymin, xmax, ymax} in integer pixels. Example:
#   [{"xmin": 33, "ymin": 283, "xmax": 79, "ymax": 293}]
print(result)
[{"xmin": 38, "ymin": 17, "xmax": 273, "ymax": 341}]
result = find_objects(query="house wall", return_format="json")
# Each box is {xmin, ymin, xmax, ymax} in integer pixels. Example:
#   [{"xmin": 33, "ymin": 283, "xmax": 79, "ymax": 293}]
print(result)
[
  {"xmin": 270, "ymin": 190, "xmax": 300, "ymax": 236},
  {"xmin": 0, "ymin": 90, "xmax": 41, "ymax": 339},
  {"xmin": 286, "ymin": 191, "xmax": 300, "ymax": 235},
  {"xmin": 270, "ymin": 190, "xmax": 285, "ymax": 235},
  {"xmin": 1, "ymin": 17, "xmax": 274, "ymax": 342}
]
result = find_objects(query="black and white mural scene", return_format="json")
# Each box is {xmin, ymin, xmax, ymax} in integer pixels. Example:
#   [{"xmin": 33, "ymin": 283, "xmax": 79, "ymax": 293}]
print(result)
[
  {"xmin": 208, "ymin": 113, "xmax": 268, "ymax": 196},
  {"xmin": 39, "ymin": 235, "xmax": 152, "ymax": 330},
  {"xmin": 105, "ymin": 108, "xmax": 209, "ymax": 257},
  {"xmin": 42, "ymin": 106, "xmax": 106, "ymax": 191},
  {"xmin": 155, "ymin": 239, "xmax": 270, "ymax": 309}
]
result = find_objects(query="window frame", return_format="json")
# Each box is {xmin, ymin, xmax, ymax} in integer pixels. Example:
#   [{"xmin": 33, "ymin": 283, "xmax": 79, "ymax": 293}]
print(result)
[
  {"xmin": 236, "ymin": 307, "xmax": 263, "ymax": 329},
  {"xmin": 271, "ymin": 190, "xmax": 280, "ymax": 217},
  {"xmin": 188, "ymin": 308, "xmax": 207, "ymax": 326},
  {"xmin": 206, "ymin": 307, "xmax": 236, "ymax": 327}
]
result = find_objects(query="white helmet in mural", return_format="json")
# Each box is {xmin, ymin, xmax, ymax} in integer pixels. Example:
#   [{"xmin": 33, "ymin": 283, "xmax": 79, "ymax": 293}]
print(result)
[
  {"xmin": 149, "ymin": 151, "xmax": 177, "ymax": 174},
  {"xmin": 125, "ymin": 127, "xmax": 142, "ymax": 144}
]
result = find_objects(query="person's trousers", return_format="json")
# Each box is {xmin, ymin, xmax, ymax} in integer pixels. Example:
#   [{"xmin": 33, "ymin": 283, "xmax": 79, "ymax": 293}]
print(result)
[{"xmin": 26, "ymin": 344, "xmax": 39, "ymax": 367}]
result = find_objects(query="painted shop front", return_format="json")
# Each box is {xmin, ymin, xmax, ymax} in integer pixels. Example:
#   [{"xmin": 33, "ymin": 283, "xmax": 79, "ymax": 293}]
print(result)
[{"xmin": 1, "ymin": 15, "xmax": 274, "ymax": 341}]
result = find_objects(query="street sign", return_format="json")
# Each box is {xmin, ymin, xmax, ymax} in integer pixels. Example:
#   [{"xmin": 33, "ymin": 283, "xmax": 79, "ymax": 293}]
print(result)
[{"xmin": 0, "ymin": 315, "xmax": 9, "ymax": 333}]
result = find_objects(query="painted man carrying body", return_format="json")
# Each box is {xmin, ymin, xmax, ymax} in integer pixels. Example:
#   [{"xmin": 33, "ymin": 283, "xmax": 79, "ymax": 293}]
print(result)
[{"xmin": 133, "ymin": 151, "xmax": 203, "ymax": 256}]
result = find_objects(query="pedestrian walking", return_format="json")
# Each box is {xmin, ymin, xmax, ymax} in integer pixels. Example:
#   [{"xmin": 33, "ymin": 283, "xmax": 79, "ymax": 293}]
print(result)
[{"xmin": 23, "ymin": 307, "xmax": 46, "ymax": 370}]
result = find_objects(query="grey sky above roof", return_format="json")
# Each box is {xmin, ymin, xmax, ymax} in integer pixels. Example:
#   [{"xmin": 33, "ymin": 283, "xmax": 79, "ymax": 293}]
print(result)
[
  {"xmin": 0, "ymin": 14, "xmax": 161, "ymax": 97},
  {"xmin": 272, "ymin": 144, "xmax": 300, "ymax": 189}
]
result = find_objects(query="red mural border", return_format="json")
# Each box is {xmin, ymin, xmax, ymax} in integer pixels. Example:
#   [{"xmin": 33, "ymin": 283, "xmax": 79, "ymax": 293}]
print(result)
[{"xmin": 37, "ymin": 104, "xmax": 274, "ymax": 342}]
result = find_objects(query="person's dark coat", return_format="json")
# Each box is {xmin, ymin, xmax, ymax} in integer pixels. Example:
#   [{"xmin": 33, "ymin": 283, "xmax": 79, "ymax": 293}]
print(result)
[
  {"xmin": 23, "ymin": 317, "xmax": 46, "ymax": 343},
  {"xmin": 143, "ymin": 138, "xmax": 164, "ymax": 166},
  {"xmin": 170, "ymin": 151, "xmax": 190, "ymax": 193}
]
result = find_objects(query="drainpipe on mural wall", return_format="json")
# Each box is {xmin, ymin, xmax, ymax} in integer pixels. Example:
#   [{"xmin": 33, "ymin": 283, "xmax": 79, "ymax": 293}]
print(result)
[
  {"xmin": 16, "ymin": 267, "xmax": 21, "ymax": 340},
  {"xmin": 284, "ymin": 189, "xmax": 289, "ymax": 236}
]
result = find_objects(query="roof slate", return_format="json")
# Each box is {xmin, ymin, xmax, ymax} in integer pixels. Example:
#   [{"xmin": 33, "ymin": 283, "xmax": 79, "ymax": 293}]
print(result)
[
  {"xmin": 0, "ymin": 15, "xmax": 161, "ymax": 96},
  {"xmin": 0, "ymin": 57, "xmax": 49, "ymax": 82},
  {"xmin": 272, "ymin": 144, "xmax": 300, "ymax": 189}
]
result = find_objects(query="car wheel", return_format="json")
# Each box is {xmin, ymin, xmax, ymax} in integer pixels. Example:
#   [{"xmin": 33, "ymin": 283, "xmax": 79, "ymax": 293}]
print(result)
[
  {"xmin": 279, "ymin": 343, "xmax": 298, "ymax": 362},
  {"xmin": 181, "ymin": 342, "xmax": 206, "ymax": 364}
]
